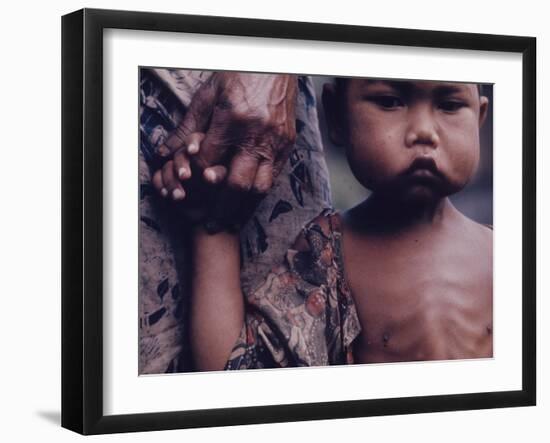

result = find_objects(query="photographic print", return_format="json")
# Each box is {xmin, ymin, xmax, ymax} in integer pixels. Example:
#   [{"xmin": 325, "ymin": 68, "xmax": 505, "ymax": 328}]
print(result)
[
  {"xmin": 62, "ymin": 9, "xmax": 534, "ymax": 434},
  {"xmin": 138, "ymin": 68, "xmax": 494, "ymax": 375}
]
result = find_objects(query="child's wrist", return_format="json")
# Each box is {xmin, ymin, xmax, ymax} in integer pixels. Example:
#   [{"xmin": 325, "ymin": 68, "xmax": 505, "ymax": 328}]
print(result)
[
  {"xmin": 192, "ymin": 224, "xmax": 240, "ymax": 261},
  {"xmin": 192, "ymin": 222, "xmax": 240, "ymax": 240}
]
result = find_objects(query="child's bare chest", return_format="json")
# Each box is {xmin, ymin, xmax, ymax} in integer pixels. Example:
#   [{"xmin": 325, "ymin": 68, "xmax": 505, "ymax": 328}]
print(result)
[{"xmin": 342, "ymin": 230, "xmax": 493, "ymax": 363}]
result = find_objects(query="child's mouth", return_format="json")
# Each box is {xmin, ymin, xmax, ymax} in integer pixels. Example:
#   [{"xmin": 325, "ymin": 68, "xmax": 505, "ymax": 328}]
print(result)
[
  {"xmin": 409, "ymin": 169, "xmax": 438, "ymax": 179},
  {"xmin": 400, "ymin": 157, "xmax": 444, "ymax": 186},
  {"xmin": 404, "ymin": 157, "xmax": 442, "ymax": 177}
]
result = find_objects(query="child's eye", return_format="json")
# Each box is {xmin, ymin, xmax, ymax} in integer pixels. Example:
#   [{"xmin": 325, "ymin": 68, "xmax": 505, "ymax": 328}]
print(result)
[
  {"xmin": 367, "ymin": 95, "xmax": 404, "ymax": 110},
  {"xmin": 439, "ymin": 100, "xmax": 466, "ymax": 112}
]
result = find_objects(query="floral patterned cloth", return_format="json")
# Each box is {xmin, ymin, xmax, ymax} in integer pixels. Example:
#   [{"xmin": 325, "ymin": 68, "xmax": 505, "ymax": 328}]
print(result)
[
  {"xmin": 139, "ymin": 69, "xmax": 332, "ymax": 374},
  {"xmin": 225, "ymin": 209, "xmax": 362, "ymax": 369}
]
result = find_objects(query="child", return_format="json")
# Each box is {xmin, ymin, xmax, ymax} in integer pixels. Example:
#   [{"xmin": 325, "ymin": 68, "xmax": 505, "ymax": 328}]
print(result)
[{"xmin": 171, "ymin": 77, "xmax": 492, "ymax": 371}]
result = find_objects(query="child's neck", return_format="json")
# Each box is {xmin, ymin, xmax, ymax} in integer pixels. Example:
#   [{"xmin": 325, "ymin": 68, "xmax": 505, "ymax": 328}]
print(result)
[{"xmin": 349, "ymin": 193, "xmax": 457, "ymax": 234}]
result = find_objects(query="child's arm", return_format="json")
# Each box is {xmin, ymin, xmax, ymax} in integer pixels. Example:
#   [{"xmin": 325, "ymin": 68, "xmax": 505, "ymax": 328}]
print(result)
[
  {"xmin": 152, "ymin": 132, "xmax": 346, "ymax": 370},
  {"xmin": 151, "ymin": 130, "xmax": 247, "ymax": 371},
  {"xmin": 190, "ymin": 211, "xmax": 355, "ymax": 371},
  {"xmin": 190, "ymin": 225, "xmax": 244, "ymax": 371}
]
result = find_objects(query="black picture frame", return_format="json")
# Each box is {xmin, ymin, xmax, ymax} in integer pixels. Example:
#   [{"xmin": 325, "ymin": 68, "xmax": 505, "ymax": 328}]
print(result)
[{"xmin": 61, "ymin": 8, "xmax": 536, "ymax": 435}]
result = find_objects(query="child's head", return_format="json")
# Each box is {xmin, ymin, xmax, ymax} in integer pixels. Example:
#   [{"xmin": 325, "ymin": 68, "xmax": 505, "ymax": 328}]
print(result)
[{"xmin": 322, "ymin": 77, "xmax": 489, "ymax": 204}]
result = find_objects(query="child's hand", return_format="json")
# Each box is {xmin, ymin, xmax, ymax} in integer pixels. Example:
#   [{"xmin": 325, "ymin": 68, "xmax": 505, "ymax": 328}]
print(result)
[
  {"xmin": 152, "ymin": 132, "xmax": 225, "ymax": 200},
  {"xmin": 152, "ymin": 129, "xmax": 273, "ymax": 231},
  {"xmin": 151, "ymin": 132, "xmax": 228, "ymax": 222}
]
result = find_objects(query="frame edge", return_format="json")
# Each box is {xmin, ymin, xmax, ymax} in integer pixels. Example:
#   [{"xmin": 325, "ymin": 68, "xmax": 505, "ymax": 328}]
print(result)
[
  {"xmin": 521, "ymin": 36, "xmax": 537, "ymax": 406},
  {"xmin": 61, "ymin": 8, "xmax": 85, "ymax": 435},
  {"xmin": 62, "ymin": 7, "xmax": 538, "ymax": 434}
]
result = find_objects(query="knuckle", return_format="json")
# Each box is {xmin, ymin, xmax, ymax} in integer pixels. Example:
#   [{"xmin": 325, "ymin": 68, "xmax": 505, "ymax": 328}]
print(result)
[
  {"xmin": 240, "ymin": 143, "xmax": 263, "ymax": 161},
  {"xmin": 179, "ymin": 110, "xmax": 203, "ymax": 138},
  {"xmin": 165, "ymin": 133, "xmax": 182, "ymax": 150},
  {"xmin": 156, "ymin": 144, "xmax": 170, "ymax": 157},
  {"xmin": 227, "ymin": 175, "xmax": 252, "ymax": 193},
  {"xmin": 252, "ymin": 182, "xmax": 270, "ymax": 195},
  {"xmin": 175, "ymin": 122, "xmax": 192, "ymax": 141},
  {"xmin": 227, "ymin": 105, "xmax": 270, "ymax": 127}
]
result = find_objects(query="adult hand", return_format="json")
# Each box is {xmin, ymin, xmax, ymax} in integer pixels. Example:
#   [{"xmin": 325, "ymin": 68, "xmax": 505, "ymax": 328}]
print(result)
[{"xmin": 152, "ymin": 72, "xmax": 298, "ymax": 226}]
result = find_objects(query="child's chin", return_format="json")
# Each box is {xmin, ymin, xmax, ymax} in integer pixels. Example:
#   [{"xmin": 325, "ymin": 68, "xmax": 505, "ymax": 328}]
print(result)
[{"xmin": 400, "ymin": 184, "xmax": 443, "ymax": 205}]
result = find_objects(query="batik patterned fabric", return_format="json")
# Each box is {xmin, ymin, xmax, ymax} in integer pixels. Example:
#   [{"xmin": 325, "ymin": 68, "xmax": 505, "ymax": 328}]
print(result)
[
  {"xmin": 225, "ymin": 209, "xmax": 362, "ymax": 369},
  {"xmin": 139, "ymin": 68, "xmax": 332, "ymax": 374}
]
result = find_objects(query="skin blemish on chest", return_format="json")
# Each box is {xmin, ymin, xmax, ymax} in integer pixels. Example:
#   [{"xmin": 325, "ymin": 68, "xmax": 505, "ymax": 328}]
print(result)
[
  {"xmin": 383, "ymin": 333, "xmax": 390, "ymax": 347},
  {"xmin": 486, "ymin": 325, "xmax": 492, "ymax": 335}
]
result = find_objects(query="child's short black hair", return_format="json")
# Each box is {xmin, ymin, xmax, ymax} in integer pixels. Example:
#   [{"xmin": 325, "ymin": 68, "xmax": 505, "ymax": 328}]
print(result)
[{"xmin": 334, "ymin": 77, "xmax": 484, "ymax": 97}]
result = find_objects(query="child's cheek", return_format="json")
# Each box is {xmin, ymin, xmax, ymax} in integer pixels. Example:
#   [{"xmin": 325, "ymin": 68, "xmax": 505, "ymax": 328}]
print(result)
[
  {"xmin": 447, "ymin": 135, "xmax": 481, "ymax": 190},
  {"xmin": 346, "ymin": 142, "xmax": 387, "ymax": 191},
  {"xmin": 345, "ymin": 110, "xmax": 406, "ymax": 188}
]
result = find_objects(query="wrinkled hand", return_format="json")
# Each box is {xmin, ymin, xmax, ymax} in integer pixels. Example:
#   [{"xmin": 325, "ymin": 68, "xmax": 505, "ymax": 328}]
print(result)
[{"xmin": 152, "ymin": 72, "xmax": 298, "ymax": 226}]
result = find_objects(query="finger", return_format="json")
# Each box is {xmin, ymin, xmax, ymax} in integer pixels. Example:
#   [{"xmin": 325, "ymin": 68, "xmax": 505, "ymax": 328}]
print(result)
[
  {"xmin": 152, "ymin": 170, "xmax": 168, "ymax": 198},
  {"xmin": 210, "ymin": 152, "xmax": 259, "ymax": 223},
  {"xmin": 226, "ymin": 152, "xmax": 260, "ymax": 193},
  {"xmin": 157, "ymin": 129, "xmax": 187, "ymax": 158},
  {"xmin": 185, "ymin": 132, "xmax": 206, "ymax": 155},
  {"xmin": 155, "ymin": 81, "xmax": 217, "ymax": 159},
  {"xmin": 174, "ymin": 149, "xmax": 192, "ymax": 181},
  {"xmin": 252, "ymin": 160, "xmax": 274, "ymax": 194},
  {"xmin": 162, "ymin": 160, "xmax": 186, "ymax": 201},
  {"xmin": 172, "ymin": 81, "xmax": 217, "ymax": 146},
  {"xmin": 193, "ymin": 118, "xmax": 235, "ymax": 169},
  {"xmin": 203, "ymin": 165, "xmax": 228, "ymax": 185},
  {"xmin": 172, "ymin": 132, "xmax": 206, "ymax": 180}
]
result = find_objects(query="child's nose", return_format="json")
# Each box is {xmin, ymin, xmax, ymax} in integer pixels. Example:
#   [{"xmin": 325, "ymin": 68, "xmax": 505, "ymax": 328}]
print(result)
[{"xmin": 405, "ymin": 106, "xmax": 440, "ymax": 148}]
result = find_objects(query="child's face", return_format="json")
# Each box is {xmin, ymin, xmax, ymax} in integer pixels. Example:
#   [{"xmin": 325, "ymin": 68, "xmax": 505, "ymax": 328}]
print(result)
[{"xmin": 328, "ymin": 79, "xmax": 488, "ymax": 202}]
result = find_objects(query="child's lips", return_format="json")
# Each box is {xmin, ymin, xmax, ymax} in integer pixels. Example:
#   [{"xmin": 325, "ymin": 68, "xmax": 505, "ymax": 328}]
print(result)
[
  {"xmin": 401, "ymin": 157, "xmax": 444, "ymax": 185},
  {"xmin": 409, "ymin": 168, "xmax": 437, "ymax": 178}
]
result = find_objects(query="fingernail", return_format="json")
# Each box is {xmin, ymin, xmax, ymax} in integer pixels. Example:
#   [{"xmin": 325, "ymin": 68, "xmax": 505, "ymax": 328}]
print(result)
[
  {"xmin": 161, "ymin": 188, "xmax": 168, "ymax": 197},
  {"xmin": 172, "ymin": 189, "xmax": 186, "ymax": 200},
  {"xmin": 178, "ymin": 167, "xmax": 188, "ymax": 179},
  {"xmin": 158, "ymin": 146, "xmax": 169, "ymax": 157},
  {"xmin": 204, "ymin": 169, "xmax": 217, "ymax": 183},
  {"xmin": 188, "ymin": 142, "xmax": 199, "ymax": 154}
]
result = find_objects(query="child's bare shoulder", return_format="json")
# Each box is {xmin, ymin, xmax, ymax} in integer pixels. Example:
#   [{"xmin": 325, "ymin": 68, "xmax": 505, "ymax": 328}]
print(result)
[
  {"xmin": 462, "ymin": 215, "xmax": 493, "ymax": 248},
  {"xmin": 456, "ymin": 216, "xmax": 493, "ymax": 281}
]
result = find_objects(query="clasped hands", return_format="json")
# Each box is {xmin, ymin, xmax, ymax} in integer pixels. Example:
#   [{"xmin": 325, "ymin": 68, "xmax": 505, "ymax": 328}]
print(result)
[{"xmin": 151, "ymin": 72, "xmax": 298, "ymax": 231}]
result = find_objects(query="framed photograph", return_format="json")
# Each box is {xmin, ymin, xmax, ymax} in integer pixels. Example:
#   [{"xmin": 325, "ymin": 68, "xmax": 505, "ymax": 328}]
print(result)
[{"xmin": 62, "ymin": 8, "xmax": 536, "ymax": 435}]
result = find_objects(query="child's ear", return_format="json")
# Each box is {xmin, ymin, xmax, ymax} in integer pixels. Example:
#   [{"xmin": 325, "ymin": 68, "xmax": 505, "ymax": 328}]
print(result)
[
  {"xmin": 322, "ymin": 82, "xmax": 346, "ymax": 146},
  {"xmin": 478, "ymin": 96, "xmax": 489, "ymax": 128}
]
